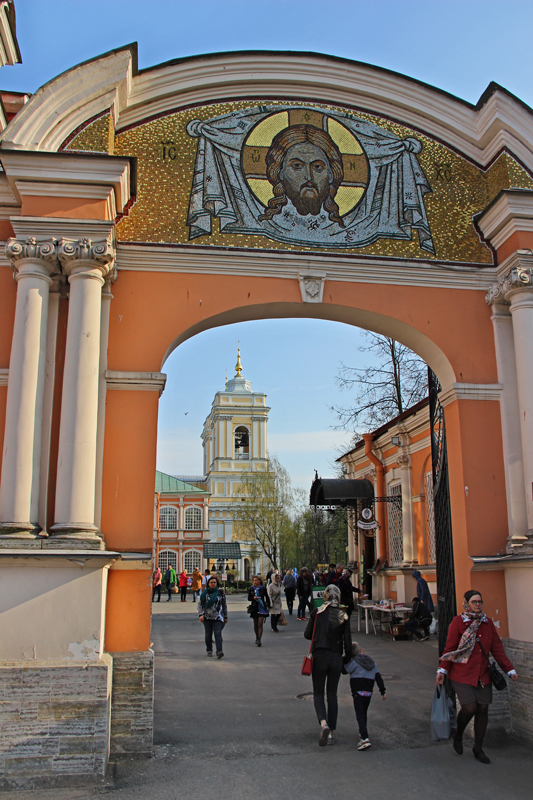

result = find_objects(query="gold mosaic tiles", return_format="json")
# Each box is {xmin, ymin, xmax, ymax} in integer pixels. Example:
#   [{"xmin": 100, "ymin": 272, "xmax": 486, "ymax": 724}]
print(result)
[
  {"xmin": 64, "ymin": 112, "xmax": 114, "ymax": 155},
  {"xmin": 65, "ymin": 100, "xmax": 533, "ymax": 264}
]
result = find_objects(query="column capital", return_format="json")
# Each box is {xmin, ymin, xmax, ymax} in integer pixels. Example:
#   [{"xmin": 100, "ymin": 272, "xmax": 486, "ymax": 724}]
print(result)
[
  {"xmin": 57, "ymin": 237, "xmax": 115, "ymax": 280},
  {"xmin": 486, "ymin": 258, "xmax": 533, "ymax": 306},
  {"xmin": 5, "ymin": 236, "xmax": 59, "ymax": 278}
]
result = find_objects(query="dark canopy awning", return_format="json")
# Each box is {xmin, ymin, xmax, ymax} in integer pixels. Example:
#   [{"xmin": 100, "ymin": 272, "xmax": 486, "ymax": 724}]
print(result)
[
  {"xmin": 310, "ymin": 477, "xmax": 374, "ymax": 507},
  {"xmin": 203, "ymin": 543, "xmax": 242, "ymax": 560}
]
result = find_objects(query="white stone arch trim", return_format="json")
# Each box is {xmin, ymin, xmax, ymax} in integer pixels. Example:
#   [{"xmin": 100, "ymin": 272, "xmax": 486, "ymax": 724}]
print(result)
[
  {"xmin": 3, "ymin": 47, "xmax": 533, "ymax": 172},
  {"xmin": 160, "ymin": 299, "xmax": 457, "ymax": 389},
  {"xmin": 1, "ymin": 46, "xmax": 134, "ymax": 152}
]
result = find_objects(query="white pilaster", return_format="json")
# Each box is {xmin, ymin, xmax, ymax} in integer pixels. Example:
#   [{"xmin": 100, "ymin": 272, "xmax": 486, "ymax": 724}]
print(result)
[
  {"xmin": 508, "ymin": 288, "xmax": 533, "ymax": 532},
  {"xmin": 398, "ymin": 451, "xmax": 417, "ymax": 565},
  {"xmin": 488, "ymin": 302, "xmax": 528, "ymax": 544},
  {"xmin": 0, "ymin": 238, "xmax": 58, "ymax": 539},
  {"xmin": 94, "ymin": 278, "xmax": 114, "ymax": 530},
  {"xmin": 487, "ymin": 257, "xmax": 533, "ymax": 546},
  {"xmin": 50, "ymin": 238, "xmax": 115, "ymax": 547}
]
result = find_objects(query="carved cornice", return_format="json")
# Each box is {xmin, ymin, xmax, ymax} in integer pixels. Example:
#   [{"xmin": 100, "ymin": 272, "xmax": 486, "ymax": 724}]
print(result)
[
  {"xmin": 5, "ymin": 237, "xmax": 59, "ymax": 274},
  {"xmin": 57, "ymin": 237, "xmax": 115, "ymax": 278}
]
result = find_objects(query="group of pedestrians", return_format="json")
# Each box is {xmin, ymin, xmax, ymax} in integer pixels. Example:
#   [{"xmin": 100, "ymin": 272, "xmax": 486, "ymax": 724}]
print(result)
[
  {"xmin": 152, "ymin": 566, "xmax": 206, "ymax": 602},
  {"xmin": 153, "ymin": 563, "xmax": 518, "ymax": 761}
]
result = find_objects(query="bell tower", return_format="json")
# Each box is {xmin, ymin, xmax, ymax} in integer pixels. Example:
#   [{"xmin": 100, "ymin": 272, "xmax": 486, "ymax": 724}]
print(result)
[{"xmin": 201, "ymin": 350, "xmax": 270, "ymax": 577}]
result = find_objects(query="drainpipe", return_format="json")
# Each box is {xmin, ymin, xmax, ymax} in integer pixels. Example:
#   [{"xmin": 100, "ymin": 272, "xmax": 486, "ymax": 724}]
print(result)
[
  {"xmin": 362, "ymin": 434, "xmax": 388, "ymax": 563},
  {"xmin": 155, "ymin": 492, "xmax": 161, "ymax": 568}
]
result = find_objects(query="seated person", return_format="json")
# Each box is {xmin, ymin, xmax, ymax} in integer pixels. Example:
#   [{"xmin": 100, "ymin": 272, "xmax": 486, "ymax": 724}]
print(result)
[{"xmin": 404, "ymin": 597, "xmax": 432, "ymax": 641}]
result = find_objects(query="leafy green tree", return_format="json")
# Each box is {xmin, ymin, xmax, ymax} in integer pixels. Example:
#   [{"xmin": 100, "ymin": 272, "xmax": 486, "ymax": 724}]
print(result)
[{"xmin": 236, "ymin": 455, "xmax": 294, "ymax": 571}]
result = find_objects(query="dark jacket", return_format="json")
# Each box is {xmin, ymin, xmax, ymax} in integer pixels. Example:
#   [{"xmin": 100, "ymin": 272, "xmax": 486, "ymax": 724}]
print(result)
[
  {"xmin": 409, "ymin": 599, "xmax": 432, "ymax": 624},
  {"xmin": 304, "ymin": 606, "xmax": 352, "ymax": 656},
  {"xmin": 297, "ymin": 574, "xmax": 310, "ymax": 597},
  {"xmin": 247, "ymin": 585, "xmax": 270, "ymax": 617},
  {"xmin": 337, "ymin": 575, "xmax": 361, "ymax": 610},
  {"xmin": 439, "ymin": 615, "xmax": 514, "ymax": 686},
  {"xmin": 325, "ymin": 570, "xmax": 340, "ymax": 586}
]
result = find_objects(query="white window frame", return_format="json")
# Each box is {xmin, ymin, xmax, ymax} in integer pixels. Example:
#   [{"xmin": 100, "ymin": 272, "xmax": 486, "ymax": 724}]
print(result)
[
  {"xmin": 183, "ymin": 549, "xmax": 202, "ymax": 573},
  {"xmin": 387, "ymin": 483, "xmax": 404, "ymax": 567},
  {"xmin": 184, "ymin": 505, "xmax": 203, "ymax": 530},
  {"xmin": 159, "ymin": 505, "xmax": 178, "ymax": 531},
  {"xmin": 159, "ymin": 549, "xmax": 177, "ymax": 571}
]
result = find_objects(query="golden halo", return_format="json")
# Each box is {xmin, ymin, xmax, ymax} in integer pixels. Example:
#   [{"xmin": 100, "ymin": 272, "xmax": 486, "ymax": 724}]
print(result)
[{"xmin": 241, "ymin": 109, "xmax": 369, "ymax": 217}]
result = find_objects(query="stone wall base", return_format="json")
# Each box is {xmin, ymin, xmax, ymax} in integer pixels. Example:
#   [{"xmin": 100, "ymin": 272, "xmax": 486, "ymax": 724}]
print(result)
[
  {"xmin": 110, "ymin": 650, "xmax": 153, "ymax": 756},
  {"xmin": 0, "ymin": 656, "xmax": 112, "ymax": 791},
  {"xmin": 504, "ymin": 638, "xmax": 533, "ymax": 745}
]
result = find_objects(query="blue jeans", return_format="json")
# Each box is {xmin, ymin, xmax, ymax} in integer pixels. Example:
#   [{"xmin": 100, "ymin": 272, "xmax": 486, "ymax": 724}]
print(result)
[
  {"xmin": 297, "ymin": 596, "xmax": 308, "ymax": 618},
  {"xmin": 203, "ymin": 618, "xmax": 224, "ymax": 653}
]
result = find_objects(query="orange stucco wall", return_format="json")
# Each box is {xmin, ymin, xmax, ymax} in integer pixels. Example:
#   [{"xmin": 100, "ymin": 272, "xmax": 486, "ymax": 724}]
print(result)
[
  {"xmin": 106, "ymin": 271, "xmax": 498, "ymax": 384},
  {"xmin": 20, "ymin": 196, "xmax": 111, "ymax": 220},
  {"xmin": 473, "ymin": 569, "xmax": 509, "ymax": 638},
  {"xmin": 0, "ymin": 265, "xmax": 16, "ymax": 366},
  {"xmin": 104, "ymin": 568, "xmax": 152, "ymax": 652},
  {"xmin": 496, "ymin": 230, "xmax": 533, "ymax": 264},
  {"xmin": 101, "ymin": 389, "xmax": 159, "ymax": 552}
]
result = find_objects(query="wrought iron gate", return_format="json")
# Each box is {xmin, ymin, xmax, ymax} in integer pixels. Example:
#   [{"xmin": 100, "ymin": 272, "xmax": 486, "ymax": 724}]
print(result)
[{"xmin": 428, "ymin": 368, "xmax": 456, "ymax": 655}]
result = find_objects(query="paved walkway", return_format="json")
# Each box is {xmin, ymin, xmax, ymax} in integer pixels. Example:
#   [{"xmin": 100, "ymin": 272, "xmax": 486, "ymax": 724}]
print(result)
[{"xmin": 7, "ymin": 594, "xmax": 531, "ymax": 799}]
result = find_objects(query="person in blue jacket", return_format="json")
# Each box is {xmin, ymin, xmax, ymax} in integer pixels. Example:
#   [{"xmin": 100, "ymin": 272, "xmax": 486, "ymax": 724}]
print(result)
[
  {"xmin": 343, "ymin": 642, "xmax": 386, "ymax": 750},
  {"xmin": 412, "ymin": 570, "xmax": 435, "ymax": 612}
]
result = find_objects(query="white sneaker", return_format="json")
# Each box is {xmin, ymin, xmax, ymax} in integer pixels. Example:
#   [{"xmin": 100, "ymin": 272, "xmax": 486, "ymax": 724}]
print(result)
[
  {"xmin": 319, "ymin": 724, "xmax": 330, "ymax": 747},
  {"xmin": 357, "ymin": 738, "xmax": 371, "ymax": 750}
]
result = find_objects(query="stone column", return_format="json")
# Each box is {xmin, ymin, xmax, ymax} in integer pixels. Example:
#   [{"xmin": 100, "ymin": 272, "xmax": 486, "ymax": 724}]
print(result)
[
  {"xmin": 506, "ymin": 276, "xmax": 533, "ymax": 539},
  {"xmin": 94, "ymin": 278, "xmax": 114, "ymax": 530},
  {"xmin": 50, "ymin": 238, "xmax": 115, "ymax": 548},
  {"xmin": 485, "ymin": 295, "xmax": 528, "ymax": 546},
  {"xmin": 0, "ymin": 238, "xmax": 58, "ymax": 540}
]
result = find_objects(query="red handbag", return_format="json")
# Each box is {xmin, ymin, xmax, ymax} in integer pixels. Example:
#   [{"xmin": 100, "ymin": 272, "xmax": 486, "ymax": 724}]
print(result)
[{"xmin": 301, "ymin": 612, "xmax": 318, "ymax": 676}]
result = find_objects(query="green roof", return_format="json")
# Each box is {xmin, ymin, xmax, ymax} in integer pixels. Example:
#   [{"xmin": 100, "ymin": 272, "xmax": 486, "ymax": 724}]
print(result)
[
  {"xmin": 155, "ymin": 470, "xmax": 207, "ymax": 495},
  {"xmin": 203, "ymin": 543, "xmax": 242, "ymax": 560}
]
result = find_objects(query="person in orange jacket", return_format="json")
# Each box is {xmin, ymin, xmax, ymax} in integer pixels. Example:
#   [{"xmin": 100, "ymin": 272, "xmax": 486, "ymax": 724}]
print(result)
[{"xmin": 191, "ymin": 567, "xmax": 203, "ymax": 602}]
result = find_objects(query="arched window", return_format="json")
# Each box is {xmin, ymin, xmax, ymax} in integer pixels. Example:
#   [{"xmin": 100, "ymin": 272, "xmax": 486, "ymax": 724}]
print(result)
[
  {"xmin": 183, "ymin": 549, "xmax": 202, "ymax": 573},
  {"xmin": 159, "ymin": 549, "xmax": 177, "ymax": 571},
  {"xmin": 159, "ymin": 505, "xmax": 177, "ymax": 530},
  {"xmin": 234, "ymin": 425, "xmax": 250, "ymax": 459},
  {"xmin": 184, "ymin": 506, "xmax": 202, "ymax": 530}
]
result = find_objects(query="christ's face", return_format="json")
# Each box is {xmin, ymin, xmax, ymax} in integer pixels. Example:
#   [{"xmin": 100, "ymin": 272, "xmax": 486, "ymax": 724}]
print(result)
[{"xmin": 280, "ymin": 142, "xmax": 332, "ymax": 216}]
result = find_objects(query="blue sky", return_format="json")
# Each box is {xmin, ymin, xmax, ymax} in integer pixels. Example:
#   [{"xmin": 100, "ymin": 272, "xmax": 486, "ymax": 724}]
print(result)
[{"xmin": 3, "ymin": 1, "xmax": 532, "ymax": 492}]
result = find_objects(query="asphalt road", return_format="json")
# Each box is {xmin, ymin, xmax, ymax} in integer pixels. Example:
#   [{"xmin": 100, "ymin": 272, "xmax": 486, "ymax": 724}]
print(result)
[{"xmin": 6, "ymin": 594, "xmax": 531, "ymax": 799}]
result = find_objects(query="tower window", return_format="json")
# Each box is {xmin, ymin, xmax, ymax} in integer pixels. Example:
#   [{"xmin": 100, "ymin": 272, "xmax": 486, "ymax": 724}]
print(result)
[{"xmin": 234, "ymin": 425, "xmax": 250, "ymax": 460}]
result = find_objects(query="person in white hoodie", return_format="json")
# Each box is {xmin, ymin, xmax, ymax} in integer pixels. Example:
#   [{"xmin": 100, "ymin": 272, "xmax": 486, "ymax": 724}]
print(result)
[{"xmin": 343, "ymin": 642, "xmax": 387, "ymax": 750}]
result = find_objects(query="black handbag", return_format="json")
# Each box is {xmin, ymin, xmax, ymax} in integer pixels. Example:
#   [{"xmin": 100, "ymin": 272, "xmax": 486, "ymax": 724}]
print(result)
[{"xmin": 476, "ymin": 637, "xmax": 507, "ymax": 691}]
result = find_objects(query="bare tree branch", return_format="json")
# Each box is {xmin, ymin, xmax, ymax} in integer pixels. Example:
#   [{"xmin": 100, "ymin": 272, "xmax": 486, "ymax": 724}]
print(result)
[{"xmin": 330, "ymin": 332, "xmax": 427, "ymax": 432}]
